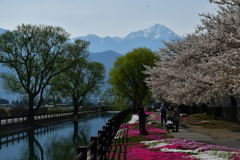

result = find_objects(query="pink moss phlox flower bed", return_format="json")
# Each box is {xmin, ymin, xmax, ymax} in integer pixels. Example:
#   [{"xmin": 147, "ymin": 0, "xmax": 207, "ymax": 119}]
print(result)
[
  {"xmin": 128, "ymin": 129, "xmax": 140, "ymax": 137},
  {"xmin": 114, "ymin": 113, "xmax": 240, "ymax": 160},
  {"xmin": 165, "ymin": 138, "xmax": 205, "ymax": 150},
  {"xmin": 165, "ymin": 138, "xmax": 240, "ymax": 152},
  {"xmin": 127, "ymin": 144, "xmax": 196, "ymax": 160},
  {"xmin": 145, "ymin": 112, "xmax": 152, "ymax": 115},
  {"xmin": 232, "ymin": 154, "xmax": 240, "ymax": 160},
  {"xmin": 128, "ymin": 128, "xmax": 167, "ymax": 138},
  {"xmin": 146, "ymin": 134, "xmax": 165, "ymax": 140},
  {"xmin": 147, "ymin": 128, "xmax": 167, "ymax": 134}
]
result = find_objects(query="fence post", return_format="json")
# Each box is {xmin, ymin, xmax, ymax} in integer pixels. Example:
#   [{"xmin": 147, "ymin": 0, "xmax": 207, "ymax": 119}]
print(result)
[
  {"xmin": 97, "ymin": 130, "xmax": 103, "ymax": 159},
  {"xmin": 106, "ymin": 122, "xmax": 112, "ymax": 152},
  {"xmin": 102, "ymin": 126, "xmax": 107, "ymax": 158},
  {"xmin": 90, "ymin": 136, "xmax": 98, "ymax": 160},
  {"xmin": 76, "ymin": 146, "xmax": 87, "ymax": 160}
]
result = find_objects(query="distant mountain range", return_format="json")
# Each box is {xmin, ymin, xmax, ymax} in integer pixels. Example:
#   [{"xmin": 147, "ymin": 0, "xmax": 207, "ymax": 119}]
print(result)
[
  {"xmin": 77, "ymin": 24, "xmax": 181, "ymax": 54},
  {"xmin": 0, "ymin": 24, "xmax": 180, "ymax": 100},
  {"xmin": 89, "ymin": 50, "xmax": 121, "ymax": 96},
  {"xmin": 1, "ymin": 24, "xmax": 181, "ymax": 54},
  {"xmin": 90, "ymin": 50, "xmax": 121, "ymax": 77}
]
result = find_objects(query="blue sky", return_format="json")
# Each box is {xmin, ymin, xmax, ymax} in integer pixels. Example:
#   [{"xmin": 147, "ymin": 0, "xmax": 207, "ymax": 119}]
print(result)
[{"xmin": 0, "ymin": 0, "xmax": 217, "ymax": 37}]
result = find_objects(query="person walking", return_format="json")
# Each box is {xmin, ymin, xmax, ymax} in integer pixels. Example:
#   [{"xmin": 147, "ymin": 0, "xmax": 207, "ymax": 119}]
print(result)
[
  {"xmin": 138, "ymin": 107, "xmax": 147, "ymax": 135},
  {"xmin": 173, "ymin": 106, "xmax": 180, "ymax": 132},
  {"xmin": 160, "ymin": 102, "xmax": 167, "ymax": 126}
]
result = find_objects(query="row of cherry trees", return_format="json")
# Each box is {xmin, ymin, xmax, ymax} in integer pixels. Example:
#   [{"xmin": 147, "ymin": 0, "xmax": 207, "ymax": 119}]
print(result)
[{"xmin": 145, "ymin": 0, "xmax": 240, "ymax": 120}]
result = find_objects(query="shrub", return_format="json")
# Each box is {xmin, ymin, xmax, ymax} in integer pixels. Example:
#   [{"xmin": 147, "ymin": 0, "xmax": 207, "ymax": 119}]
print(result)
[{"xmin": 9, "ymin": 106, "xmax": 28, "ymax": 115}]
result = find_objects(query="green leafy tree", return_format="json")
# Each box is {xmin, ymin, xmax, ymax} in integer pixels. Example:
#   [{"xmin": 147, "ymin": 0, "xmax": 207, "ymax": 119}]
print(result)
[
  {"xmin": 51, "ymin": 41, "xmax": 105, "ymax": 118},
  {"xmin": 0, "ymin": 24, "xmax": 72, "ymax": 123},
  {"xmin": 109, "ymin": 48, "xmax": 158, "ymax": 111}
]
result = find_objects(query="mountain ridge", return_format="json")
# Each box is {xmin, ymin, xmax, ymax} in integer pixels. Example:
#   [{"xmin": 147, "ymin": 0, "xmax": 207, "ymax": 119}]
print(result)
[
  {"xmin": 77, "ymin": 24, "xmax": 181, "ymax": 54},
  {"xmin": 89, "ymin": 50, "xmax": 121, "ymax": 76}
]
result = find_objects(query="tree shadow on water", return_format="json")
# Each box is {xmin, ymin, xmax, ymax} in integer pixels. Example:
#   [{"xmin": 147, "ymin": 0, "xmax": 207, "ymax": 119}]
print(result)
[
  {"xmin": 16, "ymin": 121, "xmax": 90, "ymax": 160},
  {"xmin": 44, "ymin": 121, "xmax": 89, "ymax": 160},
  {"xmin": 17, "ymin": 128, "xmax": 44, "ymax": 160}
]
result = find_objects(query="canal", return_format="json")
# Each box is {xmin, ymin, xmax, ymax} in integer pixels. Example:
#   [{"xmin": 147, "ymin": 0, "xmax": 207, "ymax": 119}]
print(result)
[{"xmin": 0, "ymin": 112, "xmax": 116, "ymax": 160}]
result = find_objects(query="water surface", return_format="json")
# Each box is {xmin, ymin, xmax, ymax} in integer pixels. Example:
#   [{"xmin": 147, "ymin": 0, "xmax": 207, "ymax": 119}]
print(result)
[{"xmin": 0, "ymin": 113, "xmax": 115, "ymax": 160}]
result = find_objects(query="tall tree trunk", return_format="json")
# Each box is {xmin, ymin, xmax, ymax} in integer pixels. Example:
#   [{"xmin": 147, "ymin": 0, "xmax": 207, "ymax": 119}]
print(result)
[
  {"xmin": 132, "ymin": 100, "xmax": 137, "ymax": 112},
  {"xmin": 73, "ymin": 121, "xmax": 79, "ymax": 149},
  {"xmin": 28, "ymin": 96, "xmax": 35, "ymax": 125},
  {"xmin": 73, "ymin": 97, "xmax": 79, "ymax": 121},
  {"xmin": 230, "ymin": 96, "xmax": 238, "ymax": 122},
  {"xmin": 133, "ymin": 100, "xmax": 141, "ymax": 112},
  {"xmin": 27, "ymin": 129, "xmax": 36, "ymax": 160}
]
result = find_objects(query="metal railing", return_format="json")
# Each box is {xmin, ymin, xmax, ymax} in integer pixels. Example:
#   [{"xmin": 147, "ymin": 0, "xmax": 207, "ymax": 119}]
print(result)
[
  {"xmin": 0, "ymin": 107, "xmax": 101, "ymax": 127},
  {"xmin": 0, "ymin": 121, "xmax": 72, "ymax": 149}
]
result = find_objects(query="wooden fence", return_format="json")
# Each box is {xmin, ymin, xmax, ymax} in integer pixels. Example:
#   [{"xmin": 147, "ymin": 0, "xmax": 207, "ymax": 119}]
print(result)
[{"xmin": 75, "ymin": 109, "xmax": 131, "ymax": 160}]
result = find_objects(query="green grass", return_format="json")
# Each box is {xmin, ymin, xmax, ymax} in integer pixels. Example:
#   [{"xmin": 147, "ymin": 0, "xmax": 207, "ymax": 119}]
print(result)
[
  {"xmin": 127, "ymin": 135, "xmax": 146, "ymax": 143},
  {"xmin": 122, "ymin": 114, "xmax": 132, "ymax": 123}
]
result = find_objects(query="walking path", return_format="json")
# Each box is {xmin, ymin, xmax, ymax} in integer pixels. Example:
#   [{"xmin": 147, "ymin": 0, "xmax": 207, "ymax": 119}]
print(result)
[
  {"xmin": 172, "ymin": 128, "xmax": 240, "ymax": 149},
  {"xmin": 107, "ymin": 112, "xmax": 240, "ymax": 160}
]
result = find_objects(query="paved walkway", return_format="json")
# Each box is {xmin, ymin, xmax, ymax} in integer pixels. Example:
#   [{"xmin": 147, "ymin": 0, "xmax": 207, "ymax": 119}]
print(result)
[
  {"xmin": 172, "ymin": 128, "xmax": 240, "ymax": 149},
  {"xmin": 107, "ymin": 112, "xmax": 240, "ymax": 160}
]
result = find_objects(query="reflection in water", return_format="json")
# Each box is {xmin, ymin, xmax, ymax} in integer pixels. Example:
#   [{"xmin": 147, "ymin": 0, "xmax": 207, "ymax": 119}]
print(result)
[
  {"xmin": 0, "ymin": 113, "xmax": 114, "ymax": 160},
  {"xmin": 17, "ymin": 129, "xmax": 44, "ymax": 160},
  {"xmin": 44, "ymin": 121, "xmax": 89, "ymax": 160},
  {"xmin": 45, "ymin": 135, "xmax": 74, "ymax": 160}
]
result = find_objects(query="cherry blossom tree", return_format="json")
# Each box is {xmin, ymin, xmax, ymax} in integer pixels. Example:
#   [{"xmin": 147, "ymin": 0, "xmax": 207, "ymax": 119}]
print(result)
[{"xmin": 145, "ymin": 0, "xmax": 240, "ymax": 119}]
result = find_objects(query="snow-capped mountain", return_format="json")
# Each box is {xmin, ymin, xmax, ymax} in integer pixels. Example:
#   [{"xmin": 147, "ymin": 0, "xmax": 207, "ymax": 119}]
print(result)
[
  {"xmin": 125, "ymin": 24, "xmax": 179, "ymax": 40},
  {"xmin": 77, "ymin": 24, "xmax": 181, "ymax": 54}
]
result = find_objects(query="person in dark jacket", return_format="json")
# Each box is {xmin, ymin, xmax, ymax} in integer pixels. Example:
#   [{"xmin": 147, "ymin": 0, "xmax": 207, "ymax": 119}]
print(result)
[
  {"xmin": 138, "ymin": 107, "xmax": 147, "ymax": 135},
  {"xmin": 173, "ymin": 106, "xmax": 180, "ymax": 132},
  {"xmin": 160, "ymin": 102, "xmax": 167, "ymax": 126}
]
